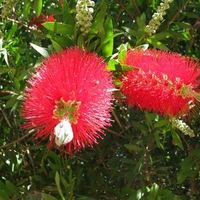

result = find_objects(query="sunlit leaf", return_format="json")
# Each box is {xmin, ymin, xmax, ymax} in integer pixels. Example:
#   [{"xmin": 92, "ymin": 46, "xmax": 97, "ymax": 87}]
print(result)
[
  {"xmin": 34, "ymin": 0, "xmax": 43, "ymax": 17},
  {"xmin": 42, "ymin": 22, "xmax": 74, "ymax": 35},
  {"xmin": 30, "ymin": 43, "xmax": 49, "ymax": 57},
  {"xmin": 101, "ymin": 16, "xmax": 113, "ymax": 57}
]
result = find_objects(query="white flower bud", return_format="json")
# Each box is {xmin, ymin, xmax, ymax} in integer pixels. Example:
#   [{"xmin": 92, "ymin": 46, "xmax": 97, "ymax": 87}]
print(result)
[
  {"xmin": 54, "ymin": 119, "xmax": 74, "ymax": 146},
  {"xmin": 171, "ymin": 118, "xmax": 195, "ymax": 137},
  {"xmin": 75, "ymin": 0, "xmax": 95, "ymax": 36},
  {"xmin": 146, "ymin": 0, "xmax": 173, "ymax": 35}
]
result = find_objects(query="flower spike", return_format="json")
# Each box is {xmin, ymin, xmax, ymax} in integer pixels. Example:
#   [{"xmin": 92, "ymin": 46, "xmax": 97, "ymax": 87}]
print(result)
[
  {"xmin": 120, "ymin": 49, "xmax": 200, "ymax": 117},
  {"xmin": 21, "ymin": 47, "xmax": 113, "ymax": 153}
]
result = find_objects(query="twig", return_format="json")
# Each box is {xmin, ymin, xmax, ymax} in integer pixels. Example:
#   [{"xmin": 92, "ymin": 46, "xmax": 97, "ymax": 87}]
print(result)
[
  {"xmin": 0, "ymin": 130, "xmax": 33, "ymax": 150},
  {"xmin": 0, "ymin": 104, "xmax": 12, "ymax": 128},
  {"xmin": 116, "ymin": 0, "xmax": 135, "ymax": 20},
  {"xmin": 106, "ymin": 128, "xmax": 126, "ymax": 138},
  {"xmin": 0, "ymin": 103, "xmax": 19, "ymax": 137},
  {"xmin": 111, "ymin": 109, "xmax": 124, "ymax": 131},
  {"xmin": 179, "ymin": 132, "xmax": 200, "ymax": 172},
  {"xmin": 131, "ymin": 0, "xmax": 141, "ymax": 15},
  {"xmin": 2, "ymin": 15, "xmax": 36, "ymax": 31},
  {"xmin": 0, "ymin": 90, "xmax": 19, "ymax": 95},
  {"xmin": 25, "ymin": 142, "xmax": 36, "ymax": 173},
  {"xmin": 167, "ymin": 0, "xmax": 191, "ymax": 26},
  {"xmin": 0, "ymin": 15, "xmax": 45, "ymax": 37}
]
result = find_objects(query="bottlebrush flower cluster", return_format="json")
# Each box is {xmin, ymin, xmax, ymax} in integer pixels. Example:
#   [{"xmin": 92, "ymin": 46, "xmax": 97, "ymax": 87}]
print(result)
[
  {"xmin": 21, "ymin": 47, "xmax": 113, "ymax": 153},
  {"xmin": 120, "ymin": 49, "xmax": 200, "ymax": 117}
]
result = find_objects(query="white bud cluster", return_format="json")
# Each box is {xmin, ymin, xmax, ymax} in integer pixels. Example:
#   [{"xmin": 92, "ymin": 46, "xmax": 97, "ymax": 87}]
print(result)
[
  {"xmin": 76, "ymin": 0, "xmax": 95, "ymax": 36},
  {"xmin": 171, "ymin": 118, "xmax": 195, "ymax": 137},
  {"xmin": 146, "ymin": 0, "xmax": 173, "ymax": 36}
]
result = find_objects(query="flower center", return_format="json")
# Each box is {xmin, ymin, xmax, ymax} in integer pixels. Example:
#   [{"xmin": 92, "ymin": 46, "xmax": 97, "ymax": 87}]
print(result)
[{"xmin": 53, "ymin": 98, "xmax": 81, "ymax": 124}]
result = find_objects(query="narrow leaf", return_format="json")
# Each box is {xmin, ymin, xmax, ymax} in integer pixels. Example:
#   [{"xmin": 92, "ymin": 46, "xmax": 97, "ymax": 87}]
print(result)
[
  {"xmin": 30, "ymin": 43, "xmax": 49, "ymax": 57},
  {"xmin": 55, "ymin": 172, "xmax": 65, "ymax": 200},
  {"xmin": 154, "ymin": 119, "xmax": 169, "ymax": 128},
  {"xmin": 101, "ymin": 16, "xmax": 113, "ymax": 57},
  {"xmin": 34, "ymin": 0, "xmax": 43, "ymax": 17},
  {"xmin": 42, "ymin": 193, "xmax": 58, "ymax": 200},
  {"xmin": 171, "ymin": 130, "xmax": 184, "ymax": 150},
  {"xmin": 124, "ymin": 144, "xmax": 143, "ymax": 151}
]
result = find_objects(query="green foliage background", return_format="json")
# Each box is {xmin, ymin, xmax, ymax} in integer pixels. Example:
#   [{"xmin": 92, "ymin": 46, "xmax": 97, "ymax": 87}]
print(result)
[{"xmin": 1, "ymin": 0, "xmax": 200, "ymax": 199}]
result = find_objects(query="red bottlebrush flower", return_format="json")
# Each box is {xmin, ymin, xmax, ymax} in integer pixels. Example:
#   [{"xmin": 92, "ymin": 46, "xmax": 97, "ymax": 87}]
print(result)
[
  {"xmin": 120, "ymin": 49, "xmax": 200, "ymax": 117},
  {"xmin": 30, "ymin": 14, "xmax": 54, "ymax": 29},
  {"xmin": 21, "ymin": 47, "xmax": 113, "ymax": 153}
]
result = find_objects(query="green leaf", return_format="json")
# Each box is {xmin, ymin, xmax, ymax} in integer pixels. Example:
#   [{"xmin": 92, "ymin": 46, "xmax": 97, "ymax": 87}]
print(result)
[
  {"xmin": 124, "ymin": 144, "xmax": 143, "ymax": 151},
  {"xmin": 5, "ymin": 95, "xmax": 18, "ymax": 109},
  {"xmin": 0, "ymin": 181, "xmax": 7, "ymax": 192},
  {"xmin": 43, "ymin": 22, "xmax": 74, "ymax": 35},
  {"xmin": 120, "ymin": 64, "xmax": 135, "ymax": 71},
  {"xmin": 51, "ymin": 39, "xmax": 62, "ymax": 52},
  {"xmin": 47, "ymin": 150, "xmax": 62, "ymax": 170},
  {"xmin": 148, "ymin": 32, "xmax": 172, "ymax": 40},
  {"xmin": 60, "ymin": 175, "xmax": 69, "ymax": 191},
  {"xmin": 147, "ymin": 38, "xmax": 169, "ymax": 50},
  {"xmin": 113, "ymin": 79, "xmax": 122, "ymax": 87},
  {"xmin": 6, "ymin": 23, "xmax": 18, "ymax": 42},
  {"xmin": 193, "ymin": 149, "xmax": 200, "ymax": 160},
  {"xmin": 90, "ymin": 0, "xmax": 107, "ymax": 35},
  {"xmin": 118, "ymin": 43, "xmax": 128, "ymax": 63},
  {"xmin": 178, "ymin": 156, "xmax": 197, "ymax": 183},
  {"xmin": 0, "ymin": 190, "xmax": 9, "ymax": 200},
  {"xmin": 34, "ymin": 0, "xmax": 43, "ymax": 17},
  {"xmin": 179, "ymin": 156, "xmax": 194, "ymax": 171},
  {"xmin": 178, "ymin": 170, "xmax": 198, "ymax": 184},
  {"xmin": 77, "ymin": 34, "xmax": 84, "ymax": 49},
  {"xmin": 42, "ymin": 193, "xmax": 58, "ymax": 200},
  {"xmin": 123, "ymin": 26, "xmax": 142, "ymax": 38},
  {"xmin": 77, "ymin": 196, "xmax": 96, "ymax": 200},
  {"xmin": 171, "ymin": 130, "xmax": 184, "ymax": 150},
  {"xmin": 149, "ymin": 183, "xmax": 159, "ymax": 198},
  {"xmin": 145, "ymin": 111, "xmax": 157, "ymax": 128},
  {"xmin": 55, "ymin": 172, "xmax": 65, "ymax": 200},
  {"xmin": 132, "ymin": 121, "xmax": 148, "ymax": 133},
  {"xmin": 174, "ymin": 22, "xmax": 192, "ymax": 29},
  {"xmin": 5, "ymin": 181, "xmax": 19, "ymax": 196},
  {"xmin": 136, "ymin": 13, "xmax": 146, "ymax": 30},
  {"xmin": 154, "ymin": 119, "xmax": 169, "ymax": 128},
  {"xmin": 62, "ymin": 1, "xmax": 74, "ymax": 24},
  {"xmin": 1, "ymin": 49, "xmax": 9, "ymax": 66},
  {"xmin": 107, "ymin": 59, "xmax": 118, "ymax": 71},
  {"xmin": 23, "ymin": 0, "xmax": 31, "ymax": 17},
  {"xmin": 101, "ymin": 16, "xmax": 113, "ymax": 57},
  {"xmin": 30, "ymin": 43, "xmax": 49, "ymax": 57},
  {"xmin": 154, "ymin": 131, "xmax": 165, "ymax": 150},
  {"xmin": 168, "ymin": 31, "xmax": 187, "ymax": 41},
  {"xmin": 0, "ymin": 38, "xmax": 3, "ymax": 49}
]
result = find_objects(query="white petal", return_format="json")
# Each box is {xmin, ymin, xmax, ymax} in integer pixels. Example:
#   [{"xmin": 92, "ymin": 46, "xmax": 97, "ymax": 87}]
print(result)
[{"xmin": 54, "ymin": 119, "xmax": 74, "ymax": 146}]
